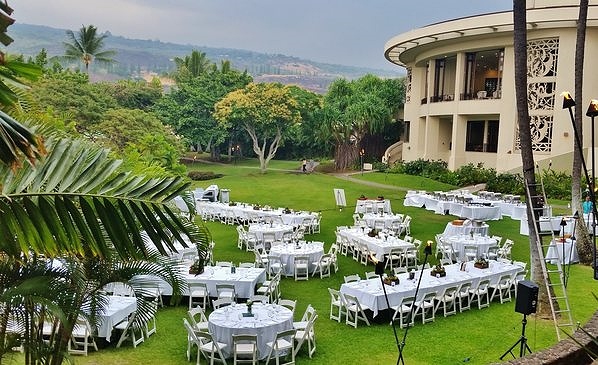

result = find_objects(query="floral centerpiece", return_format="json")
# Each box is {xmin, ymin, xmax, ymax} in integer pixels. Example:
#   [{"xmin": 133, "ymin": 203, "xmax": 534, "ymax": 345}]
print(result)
[
  {"xmin": 283, "ymin": 207, "xmax": 292, "ymax": 214},
  {"xmin": 189, "ymin": 258, "xmax": 205, "ymax": 275},
  {"xmin": 244, "ymin": 300, "xmax": 254, "ymax": 317},
  {"xmin": 358, "ymin": 194, "xmax": 367, "ymax": 200},
  {"xmin": 377, "ymin": 195, "xmax": 385, "ymax": 201},
  {"xmin": 474, "ymin": 257, "xmax": 489, "ymax": 269},
  {"xmin": 383, "ymin": 275, "xmax": 400, "ymax": 285},
  {"xmin": 229, "ymin": 201, "xmax": 237, "ymax": 206},
  {"xmin": 430, "ymin": 264, "xmax": 446, "ymax": 277},
  {"xmin": 367, "ymin": 229, "xmax": 379, "ymax": 237},
  {"xmin": 252, "ymin": 204, "xmax": 261, "ymax": 210}
]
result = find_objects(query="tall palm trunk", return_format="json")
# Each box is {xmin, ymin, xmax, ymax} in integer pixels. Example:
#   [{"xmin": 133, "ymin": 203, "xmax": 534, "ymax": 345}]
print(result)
[
  {"xmin": 573, "ymin": 0, "xmax": 594, "ymax": 264},
  {"xmin": 513, "ymin": 0, "xmax": 551, "ymax": 316}
]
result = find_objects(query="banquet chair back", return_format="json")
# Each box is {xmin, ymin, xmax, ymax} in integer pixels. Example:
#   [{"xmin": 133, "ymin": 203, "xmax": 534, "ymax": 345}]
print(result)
[
  {"xmin": 312, "ymin": 253, "xmax": 332, "ymax": 278},
  {"xmin": 294, "ymin": 304, "xmax": 316, "ymax": 330},
  {"xmin": 267, "ymin": 255, "xmax": 284, "ymax": 279},
  {"xmin": 489, "ymin": 274, "xmax": 513, "ymax": 303},
  {"xmin": 343, "ymin": 274, "xmax": 361, "ymax": 283},
  {"xmin": 390, "ymin": 296, "xmax": 415, "ymax": 328},
  {"xmin": 294, "ymin": 256, "xmax": 310, "ymax": 281},
  {"xmin": 342, "ymin": 293, "xmax": 371, "ymax": 328},
  {"xmin": 327, "ymin": 288, "xmax": 344, "ymax": 322},
  {"xmin": 143, "ymin": 299, "xmax": 158, "ymax": 339},
  {"xmin": 215, "ymin": 261, "xmax": 233, "ymax": 267},
  {"xmin": 463, "ymin": 245, "xmax": 478, "ymax": 262},
  {"xmin": 385, "ymin": 247, "xmax": 403, "ymax": 269},
  {"xmin": 414, "ymin": 291, "xmax": 436, "ymax": 324},
  {"xmin": 189, "ymin": 282, "xmax": 209, "ymax": 311},
  {"xmin": 249, "ymin": 294, "xmax": 269, "ymax": 304},
  {"xmin": 486, "ymin": 245, "xmax": 499, "ymax": 261},
  {"xmin": 293, "ymin": 312, "xmax": 317, "ymax": 358},
  {"xmin": 282, "ymin": 231, "xmax": 294, "ymax": 244},
  {"xmin": 188, "ymin": 306, "xmax": 209, "ymax": 332},
  {"xmin": 470, "ymin": 279, "xmax": 491, "ymax": 309},
  {"xmin": 110, "ymin": 282, "xmax": 135, "ymax": 297},
  {"xmin": 327, "ymin": 245, "xmax": 339, "ymax": 272},
  {"xmin": 115, "ymin": 311, "xmax": 144, "ymax": 348},
  {"xmin": 68, "ymin": 315, "xmax": 98, "ymax": 355},
  {"xmin": 195, "ymin": 329, "xmax": 228, "ymax": 365},
  {"xmin": 233, "ymin": 334, "xmax": 258, "ymax": 365},
  {"xmin": 263, "ymin": 232, "xmax": 277, "ymax": 248},
  {"xmin": 279, "ymin": 299, "xmax": 297, "ymax": 315},
  {"xmin": 212, "ymin": 297, "xmax": 234, "ymax": 309},
  {"xmin": 457, "ymin": 281, "xmax": 472, "ymax": 312},
  {"xmin": 434, "ymin": 285, "xmax": 458, "ymax": 317},
  {"xmin": 265, "ymin": 329, "xmax": 297, "ymax": 365},
  {"xmin": 216, "ymin": 283, "xmax": 236, "ymax": 301}
]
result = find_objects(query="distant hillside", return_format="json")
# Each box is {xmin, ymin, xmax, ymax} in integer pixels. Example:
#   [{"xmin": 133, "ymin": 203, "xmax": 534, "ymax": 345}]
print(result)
[{"xmin": 4, "ymin": 23, "xmax": 404, "ymax": 93}]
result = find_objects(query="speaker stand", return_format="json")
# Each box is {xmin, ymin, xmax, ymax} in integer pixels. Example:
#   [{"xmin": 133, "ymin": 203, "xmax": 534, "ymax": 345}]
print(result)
[{"xmin": 500, "ymin": 314, "xmax": 532, "ymax": 360}]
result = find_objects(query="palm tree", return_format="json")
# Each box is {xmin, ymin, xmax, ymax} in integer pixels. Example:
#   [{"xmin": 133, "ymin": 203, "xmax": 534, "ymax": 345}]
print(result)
[
  {"xmin": 63, "ymin": 25, "xmax": 116, "ymax": 72},
  {"xmin": 173, "ymin": 50, "xmax": 212, "ymax": 82}
]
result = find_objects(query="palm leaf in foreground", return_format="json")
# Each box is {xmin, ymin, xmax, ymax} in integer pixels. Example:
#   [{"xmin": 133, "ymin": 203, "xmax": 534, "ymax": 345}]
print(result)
[{"xmin": 0, "ymin": 137, "xmax": 206, "ymax": 260}]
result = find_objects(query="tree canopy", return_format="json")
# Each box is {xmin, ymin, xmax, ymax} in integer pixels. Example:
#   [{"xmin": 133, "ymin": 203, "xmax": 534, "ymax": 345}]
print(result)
[
  {"xmin": 213, "ymin": 82, "xmax": 303, "ymax": 173},
  {"xmin": 63, "ymin": 25, "xmax": 116, "ymax": 72}
]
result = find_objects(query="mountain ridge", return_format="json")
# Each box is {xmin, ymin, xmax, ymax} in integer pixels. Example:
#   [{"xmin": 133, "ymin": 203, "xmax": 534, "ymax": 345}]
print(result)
[{"xmin": 4, "ymin": 23, "xmax": 403, "ymax": 93}]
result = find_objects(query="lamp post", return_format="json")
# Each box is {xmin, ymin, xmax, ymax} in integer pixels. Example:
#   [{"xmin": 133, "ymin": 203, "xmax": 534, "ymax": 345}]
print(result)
[
  {"xmin": 562, "ymin": 92, "xmax": 598, "ymax": 280},
  {"xmin": 359, "ymin": 148, "xmax": 365, "ymax": 176}
]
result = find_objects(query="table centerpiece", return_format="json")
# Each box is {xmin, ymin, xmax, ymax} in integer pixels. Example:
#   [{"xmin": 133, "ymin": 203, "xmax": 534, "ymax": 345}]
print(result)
[
  {"xmin": 383, "ymin": 274, "xmax": 400, "ymax": 285},
  {"xmin": 430, "ymin": 264, "xmax": 446, "ymax": 277},
  {"xmin": 474, "ymin": 257, "xmax": 489, "ymax": 269}
]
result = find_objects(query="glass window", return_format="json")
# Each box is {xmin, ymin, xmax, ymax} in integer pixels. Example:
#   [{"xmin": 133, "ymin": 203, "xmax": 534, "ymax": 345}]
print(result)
[{"xmin": 466, "ymin": 121, "xmax": 485, "ymax": 151}]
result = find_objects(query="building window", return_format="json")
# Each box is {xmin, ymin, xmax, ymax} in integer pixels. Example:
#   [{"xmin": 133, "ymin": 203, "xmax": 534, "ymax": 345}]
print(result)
[
  {"xmin": 466, "ymin": 120, "xmax": 499, "ymax": 153},
  {"xmin": 461, "ymin": 49, "xmax": 504, "ymax": 100},
  {"xmin": 403, "ymin": 121, "xmax": 410, "ymax": 143},
  {"xmin": 432, "ymin": 56, "xmax": 456, "ymax": 102}
]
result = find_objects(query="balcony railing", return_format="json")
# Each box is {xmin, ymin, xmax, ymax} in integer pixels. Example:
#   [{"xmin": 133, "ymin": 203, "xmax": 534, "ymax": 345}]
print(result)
[{"xmin": 465, "ymin": 143, "xmax": 498, "ymax": 153}]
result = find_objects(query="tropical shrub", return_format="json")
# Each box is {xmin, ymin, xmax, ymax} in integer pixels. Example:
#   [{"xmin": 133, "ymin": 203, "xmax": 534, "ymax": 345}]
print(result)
[{"xmin": 187, "ymin": 170, "xmax": 223, "ymax": 181}]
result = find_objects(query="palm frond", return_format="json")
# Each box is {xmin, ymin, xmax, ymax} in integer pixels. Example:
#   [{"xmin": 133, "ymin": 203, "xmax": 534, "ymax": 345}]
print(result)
[{"xmin": 0, "ymin": 137, "xmax": 206, "ymax": 260}]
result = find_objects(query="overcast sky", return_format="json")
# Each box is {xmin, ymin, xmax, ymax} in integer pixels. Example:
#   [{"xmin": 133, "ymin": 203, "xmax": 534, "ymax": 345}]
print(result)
[{"xmin": 12, "ymin": 0, "xmax": 513, "ymax": 70}]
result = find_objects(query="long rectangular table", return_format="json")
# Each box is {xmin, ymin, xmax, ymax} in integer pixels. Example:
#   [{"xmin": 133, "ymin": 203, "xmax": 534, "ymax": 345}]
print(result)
[
  {"xmin": 337, "ymin": 227, "xmax": 413, "ymax": 260},
  {"xmin": 340, "ymin": 260, "xmax": 521, "ymax": 317},
  {"xmin": 140, "ymin": 266, "xmax": 266, "ymax": 299}
]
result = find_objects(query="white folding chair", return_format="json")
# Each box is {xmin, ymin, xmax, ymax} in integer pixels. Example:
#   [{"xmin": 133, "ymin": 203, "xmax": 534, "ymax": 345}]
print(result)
[
  {"xmin": 470, "ymin": 279, "xmax": 491, "ymax": 309},
  {"xmin": 279, "ymin": 299, "xmax": 297, "ymax": 316},
  {"xmin": 343, "ymin": 274, "xmax": 361, "ymax": 283},
  {"xmin": 265, "ymin": 329, "xmax": 296, "ymax": 365},
  {"xmin": 390, "ymin": 296, "xmax": 415, "ymax": 328},
  {"xmin": 434, "ymin": 285, "xmax": 458, "ymax": 317},
  {"xmin": 115, "ymin": 312, "xmax": 144, "ymax": 348},
  {"xmin": 312, "ymin": 253, "xmax": 332, "ymax": 278},
  {"xmin": 293, "ymin": 313, "xmax": 317, "ymax": 358},
  {"xmin": 294, "ymin": 256, "xmax": 309, "ymax": 281},
  {"xmin": 327, "ymin": 288, "xmax": 344, "ymax": 323},
  {"xmin": 189, "ymin": 282, "xmax": 209, "ymax": 310},
  {"xmin": 233, "ymin": 334, "xmax": 258, "ymax": 365},
  {"xmin": 342, "ymin": 293, "xmax": 371, "ymax": 328},
  {"xmin": 489, "ymin": 274, "xmax": 513, "ymax": 304},
  {"xmin": 413, "ymin": 291, "xmax": 436, "ymax": 324},
  {"xmin": 68, "ymin": 315, "xmax": 98, "ymax": 355}
]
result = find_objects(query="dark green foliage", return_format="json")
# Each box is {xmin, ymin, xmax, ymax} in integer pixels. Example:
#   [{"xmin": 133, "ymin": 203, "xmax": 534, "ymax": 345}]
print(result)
[
  {"xmin": 187, "ymin": 170, "xmax": 223, "ymax": 181},
  {"xmin": 540, "ymin": 169, "xmax": 572, "ymax": 200},
  {"xmin": 486, "ymin": 172, "xmax": 525, "ymax": 195}
]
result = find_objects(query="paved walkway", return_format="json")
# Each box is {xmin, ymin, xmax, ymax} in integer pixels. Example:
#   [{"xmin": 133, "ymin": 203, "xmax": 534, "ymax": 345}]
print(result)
[{"xmin": 331, "ymin": 170, "xmax": 486, "ymax": 193}]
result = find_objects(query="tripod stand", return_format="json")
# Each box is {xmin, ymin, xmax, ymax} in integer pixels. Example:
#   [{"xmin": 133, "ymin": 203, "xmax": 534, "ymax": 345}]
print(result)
[{"xmin": 500, "ymin": 314, "xmax": 532, "ymax": 359}]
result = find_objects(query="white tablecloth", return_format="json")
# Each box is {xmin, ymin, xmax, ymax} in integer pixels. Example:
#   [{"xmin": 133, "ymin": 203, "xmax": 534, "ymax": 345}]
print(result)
[
  {"xmin": 442, "ymin": 222, "xmax": 489, "ymax": 237},
  {"xmin": 144, "ymin": 266, "xmax": 266, "ymax": 298},
  {"xmin": 337, "ymin": 228, "xmax": 414, "ymax": 260},
  {"xmin": 355, "ymin": 199, "xmax": 392, "ymax": 214},
  {"xmin": 196, "ymin": 201, "xmax": 317, "ymax": 227},
  {"xmin": 444, "ymin": 235, "xmax": 498, "ymax": 261},
  {"xmin": 519, "ymin": 216, "xmax": 576, "ymax": 236},
  {"xmin": 340, "ymin": 260, "xmax": 520, "ymax": 317},
  {"xmin": 208, "ymin": 303, "xmax": 293, "ymax": 360},
  {"xmin": 545, "ymin": 239, "xmax": 580, "ymax": 264},
  {"xmin": 269, "ymin": 242, "xmax": 324, "ymax": 276},
  {"xmin": 362, "ymin": 213, "xmax": 403, "ymax": 229},
  {"xmin": 97, "ymin": 296, "xmax": 137, "ymax": 340},
  {"xmin": 248, "ymin": 223, "xmax": 294, "ymax": 244}
]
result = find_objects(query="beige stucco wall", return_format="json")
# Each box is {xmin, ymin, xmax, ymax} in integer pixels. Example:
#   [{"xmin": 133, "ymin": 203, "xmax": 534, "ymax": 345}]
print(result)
[{"xmin": 386, "ymin": 2, "xmax": 598, "ymax": 173}]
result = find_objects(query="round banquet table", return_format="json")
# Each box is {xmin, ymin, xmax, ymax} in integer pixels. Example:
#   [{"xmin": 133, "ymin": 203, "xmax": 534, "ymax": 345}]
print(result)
[
  {"xmin": 442, "ymin": 221, "xmax": 489, "ymax": 237},
  {"xmin": 269, "ymin": 242, "xmax": 324, "ymax": 276},
  {"xmin": 208, "ymin": 302, "xmax": 293, "ymax": 360},
  {"xmin": 444, "ymin": 235, "xmax": 498, "ymax": 261}
]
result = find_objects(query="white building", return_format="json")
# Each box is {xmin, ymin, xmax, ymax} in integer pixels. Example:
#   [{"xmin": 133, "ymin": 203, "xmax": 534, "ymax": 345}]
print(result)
[{"xmin": 384, "ymin": 0, "xmax": 598, "ymax": 173}]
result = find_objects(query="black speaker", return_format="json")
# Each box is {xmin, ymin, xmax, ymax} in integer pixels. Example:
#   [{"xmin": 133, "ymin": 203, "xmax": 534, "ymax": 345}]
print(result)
[{"xmin": 515, "ymin": 280, "xmax": 539, "ymax": 315}]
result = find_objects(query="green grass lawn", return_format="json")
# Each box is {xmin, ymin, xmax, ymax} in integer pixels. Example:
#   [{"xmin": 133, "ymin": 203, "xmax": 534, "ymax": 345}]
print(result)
[{"xmin": 18, "ymin": 161, "xmax": 595, "ymax": 365}]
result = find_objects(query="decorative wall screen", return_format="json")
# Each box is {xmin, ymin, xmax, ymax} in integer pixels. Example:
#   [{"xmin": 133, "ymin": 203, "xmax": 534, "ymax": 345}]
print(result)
[
  {"xmin": 515, "ymin": 38, "xmax": 559, "ymax": 153},
  {"xmin": 405, "ymin": 67, "xmax": 412, "ymax": 103}
]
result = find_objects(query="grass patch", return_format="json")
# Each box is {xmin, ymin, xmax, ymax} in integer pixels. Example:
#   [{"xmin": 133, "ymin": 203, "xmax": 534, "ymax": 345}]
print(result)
[{"xmin": 61, "ymin": 160, "xmax": 596, "ymax": 365}]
